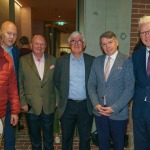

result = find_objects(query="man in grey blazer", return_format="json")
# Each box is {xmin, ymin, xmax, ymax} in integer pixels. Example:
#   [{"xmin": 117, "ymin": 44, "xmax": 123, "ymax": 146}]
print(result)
[
  {"xmin": 88, "ymin": 31, "xmax": 135, "ymax": 150},
  {"xmin": 19, "ymin": 35, "xmax": 57, "ymax": 150},
  {"xmin": 54, "ymin": 31, "xmax": 94, "ymax": 150}
]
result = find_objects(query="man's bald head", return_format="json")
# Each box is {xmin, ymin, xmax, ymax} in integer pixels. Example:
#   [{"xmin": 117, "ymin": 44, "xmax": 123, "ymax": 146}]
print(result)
[{"xmin": 0, "ymin": 21, "xmax": 17, "ymax": 50}]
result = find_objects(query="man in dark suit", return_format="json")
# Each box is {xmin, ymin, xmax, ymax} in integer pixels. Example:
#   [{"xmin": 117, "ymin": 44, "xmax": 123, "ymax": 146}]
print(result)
[
  {"xmin": 54, "ymin": 31, "xmax": 94, "ymax": 150},
  {"xmin": 0, "ymin": 21, "xmax": 20, "ymax": 150},
  {"xmin": 88, "ymin": 31, "xmax": 135, "ymax": 150},
  {"xmin": 132, "ymin": 16, "xmax": 150, "ymax": 150},
  {"xmin": 19, "ymin": 35, "xmax": 57, "ymax": 150}
]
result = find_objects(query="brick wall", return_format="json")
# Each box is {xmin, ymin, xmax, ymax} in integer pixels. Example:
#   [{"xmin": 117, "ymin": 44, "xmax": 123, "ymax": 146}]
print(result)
[{"xmin": 130, "ymin": 0, "xmax": 150, "ymax": 54}]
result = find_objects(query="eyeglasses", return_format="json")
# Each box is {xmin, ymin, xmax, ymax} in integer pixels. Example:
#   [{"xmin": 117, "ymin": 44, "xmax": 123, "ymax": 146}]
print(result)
[
  {"xmin": 140, "ymin": 30, "xmax": 150, "ymax": 37},
  {"xmin": 70, "ymin": 40, "xmax": 84, "ymax": 45}
]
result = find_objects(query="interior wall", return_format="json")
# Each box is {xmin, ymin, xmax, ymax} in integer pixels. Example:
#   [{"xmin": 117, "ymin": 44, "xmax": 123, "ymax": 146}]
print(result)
[
  {"xmin": 83, "ymin": 0, "xmax": 132, "ymax": 56},
  {"xmin": 20, "ymin": 7, "xmax": 32, "ymax": 41},
  {"xmin": 130, "ymin": 0, "xmax": 150, "ymax": 54},
  {"xmin": 0, "ymin": 0, "xmax": 9, "ymax": 25},
  {"xmin": 32, "ymin": 20, "xmax": 44, "ymax": 37},
  {"xmin": 60, "ymin": 33, "xmax": 70, "ymax": 47},
  {"xmin": 15, "ymin": 3, "xmax": 21, "ymax": 40},
  {"xmin": 0, "ymin": 0, "xmax": 21, "ymax": 44}
]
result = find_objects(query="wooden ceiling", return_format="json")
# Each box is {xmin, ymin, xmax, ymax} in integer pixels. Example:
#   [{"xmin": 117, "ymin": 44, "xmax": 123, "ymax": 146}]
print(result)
[{"xmin": 17, "ymin": 0, "xmax": 76, "ymax": 33}]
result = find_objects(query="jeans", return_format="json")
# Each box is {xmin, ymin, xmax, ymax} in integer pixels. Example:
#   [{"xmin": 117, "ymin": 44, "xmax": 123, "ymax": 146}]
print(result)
[{"xmin": 4, "ymin": 102, "xmax": 16, "ymax": 150}]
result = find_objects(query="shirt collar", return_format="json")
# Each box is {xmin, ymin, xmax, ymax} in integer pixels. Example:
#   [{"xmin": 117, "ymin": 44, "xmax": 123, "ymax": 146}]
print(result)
[
  {"xmin": 3, "ymin": 46, "xmax": 13, "ymax": 53},
  {"xmin": 146, "ymin": 47, "xmax": 150, "ymax": 52},
  {"xmin": 8, "ymin": 46, "xmax": 13, "ymax": 52},
  {"xmin": 70, "ymin": 53, "xmax": 84, "ymax": 61},
  {"xmin": 32, "ymin": 53, "xmax": 44, "ymax": 62},
  {"xmin": 106, "ymin": 50, "xmax": 118, "ymax": 60}
]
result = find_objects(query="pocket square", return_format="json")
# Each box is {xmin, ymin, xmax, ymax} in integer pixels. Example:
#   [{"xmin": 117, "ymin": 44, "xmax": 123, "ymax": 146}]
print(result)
[{"xmin": 50, "ymin": 65, "xmax": 55, "ymax": 69}]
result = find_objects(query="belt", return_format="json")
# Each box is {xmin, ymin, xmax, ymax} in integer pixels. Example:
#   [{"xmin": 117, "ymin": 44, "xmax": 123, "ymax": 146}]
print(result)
[{"xmin": 68, "ymin": 99, "xmax": 86, "ymax": 103}]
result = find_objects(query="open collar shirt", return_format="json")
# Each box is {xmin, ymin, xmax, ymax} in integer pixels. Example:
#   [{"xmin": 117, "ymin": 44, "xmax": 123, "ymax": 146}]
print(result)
[{"xmin": 68, "ymin": 53, "xmax": 86, "ymax": 100}]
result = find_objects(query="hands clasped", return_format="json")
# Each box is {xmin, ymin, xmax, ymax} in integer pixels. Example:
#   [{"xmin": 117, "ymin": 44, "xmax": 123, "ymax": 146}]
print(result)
[{"xmin": 95, "ymin": 104, "xmax": 113, "ymax": 116}]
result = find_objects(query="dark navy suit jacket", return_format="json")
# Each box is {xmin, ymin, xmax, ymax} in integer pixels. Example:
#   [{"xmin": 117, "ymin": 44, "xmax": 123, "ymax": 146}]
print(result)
[
  {"xmin": 12, "ymin": 46, "xmax": 20, "ymax": 78},
  {"xmin": 132, "ymin": 46, "xmax": 150, "ymax": 119}
]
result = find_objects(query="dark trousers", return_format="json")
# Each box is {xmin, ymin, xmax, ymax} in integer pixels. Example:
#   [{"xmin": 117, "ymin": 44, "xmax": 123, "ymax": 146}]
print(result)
[
  {"xmin": 60, "ymin": 100, "xmax": 93, "ymax": 150},
  {"xmin": 26, "ymin": 111, "xmax": 54, "ymax": 150},
  {"xmin": 95, "ymin": 115, "xmax": 127, "ymax": 150},
  {"xmin": 4, "ymin": 102, "xmax": 16, "ymax": 150},
  {"xmin": 133, "ymin": 103, "xmax": 150, "ymax": 150}
]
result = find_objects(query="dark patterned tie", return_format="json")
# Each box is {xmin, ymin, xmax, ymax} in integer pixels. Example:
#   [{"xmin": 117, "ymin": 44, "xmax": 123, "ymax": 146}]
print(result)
[{"xmin": 147, "ymin": 51, "xmax": 150, "ymax": 75}]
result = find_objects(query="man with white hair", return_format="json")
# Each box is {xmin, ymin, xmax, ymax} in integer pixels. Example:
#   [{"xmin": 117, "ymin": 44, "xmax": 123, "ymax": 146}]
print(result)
[
  {"xmin": 54, "ymin": 31, "xmax": 94, "ymax": 150},
  {"xmin": 132, "ymin": 16, "xmax": 150, "ymax": 150}
]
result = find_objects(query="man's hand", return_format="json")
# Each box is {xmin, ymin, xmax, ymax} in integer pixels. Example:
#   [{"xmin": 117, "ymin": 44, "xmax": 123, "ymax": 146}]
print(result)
[
  {"xmin": 95, "ymin": 104, "xmax": 104, "ymax": 113},
  {"xmin": 96, "ymin": 104, "xmax": 113, "ymax": 116},
  {"xmin": 10, "ymin": 114, "xmax": 18, "ymax": 126},
  {"xmin": 100, "ymin": 106, "xmax": 114, "ymax": 116},
  {"xmin": 21, "ymin": 105, "xmax": 28, "ymax": 111}
]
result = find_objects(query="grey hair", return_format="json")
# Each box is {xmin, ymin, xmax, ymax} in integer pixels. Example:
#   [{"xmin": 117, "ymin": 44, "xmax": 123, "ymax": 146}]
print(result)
[{"xmin": 67, "ymin": 31, "xmax": 86, "ymax": 44}]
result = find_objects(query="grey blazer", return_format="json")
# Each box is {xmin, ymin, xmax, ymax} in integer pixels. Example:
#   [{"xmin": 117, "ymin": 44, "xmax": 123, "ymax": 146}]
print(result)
[
  {"xmin": 54, "ymin": 53, "xmax": 95, "ymax": 117},
  {"xmin": 88, "ymin": 52, "xmax": 135, "ymax": 120}
]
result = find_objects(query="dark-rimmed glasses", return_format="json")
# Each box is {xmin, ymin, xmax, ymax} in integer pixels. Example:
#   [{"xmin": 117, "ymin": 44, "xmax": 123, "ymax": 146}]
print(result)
[{"xmin": 70, "ymin": 40, "xmax": 84, "ymax": 45}]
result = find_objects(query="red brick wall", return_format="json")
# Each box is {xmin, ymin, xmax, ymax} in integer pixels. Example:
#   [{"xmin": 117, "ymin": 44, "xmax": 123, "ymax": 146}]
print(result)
[{"xmin": 130, "ymin": 0, "xmax": 150, "ymax": 54}]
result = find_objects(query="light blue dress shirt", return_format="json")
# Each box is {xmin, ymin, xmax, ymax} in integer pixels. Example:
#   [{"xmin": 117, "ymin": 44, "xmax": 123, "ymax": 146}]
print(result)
[
  {"xmin": 68, "ymin": 54, "xmax": 86, "ymax": 100},
  {"xmin": 7, "ymin": 46, "xmax": 13, "ymax": 60}
]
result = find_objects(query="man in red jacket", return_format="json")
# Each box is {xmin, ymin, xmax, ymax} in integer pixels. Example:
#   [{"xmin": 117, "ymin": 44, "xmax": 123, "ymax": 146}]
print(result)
[
  {"xmin": 0, "ymin": 46, "xmax": 20, "ymax": 146},
  {"xmin": 0, "ymin": 21, "xmax": 20, "ymax": 149}
]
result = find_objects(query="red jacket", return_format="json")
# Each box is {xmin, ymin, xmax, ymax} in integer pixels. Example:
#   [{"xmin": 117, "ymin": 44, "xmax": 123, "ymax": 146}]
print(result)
[{"xmin": 0, "ymin": 47, "xmax": 20, "ymax": 118}]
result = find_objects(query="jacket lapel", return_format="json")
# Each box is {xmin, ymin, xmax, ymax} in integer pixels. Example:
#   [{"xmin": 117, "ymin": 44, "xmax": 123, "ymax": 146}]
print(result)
[
  {"xmin": 43, "ymin": 53, "xmax": 49, "ymax": 79},
  {"xmin": 66, "ymin": 54, "xmax": 70, "ymax": 84},
  {"xmin": 101, "ymin": 55, "xmax": 106, "ymax": 81},
  {"xmin": 84, "ymin": 54, "xmax": 89, "ymax": 84},
  {"xmin": 27, "ymin": 53, "xmax": 41, "ymax": 78},
  {"xmin": 142, "ymin": 48, "xmax": 147, "ymax": 78},
  {"xmin": 109, "ymin": 52, "xmax": 122, "ymax": 76}
]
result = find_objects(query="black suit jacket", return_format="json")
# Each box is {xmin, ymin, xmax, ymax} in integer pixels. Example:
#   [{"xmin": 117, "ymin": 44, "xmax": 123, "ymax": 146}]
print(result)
[
  {"xmin": 12, "ymin": 46, "xmax": 20, "ymax": 77},
  {"xmin": 54, "ymin": 53, "xmax": 94, "ymax": 116}
]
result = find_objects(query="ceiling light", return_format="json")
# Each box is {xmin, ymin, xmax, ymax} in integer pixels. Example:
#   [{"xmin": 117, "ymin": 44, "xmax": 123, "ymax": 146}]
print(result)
[{"xmin": 15, "ymin": 0, "xmax": 22, "ymax": 7}]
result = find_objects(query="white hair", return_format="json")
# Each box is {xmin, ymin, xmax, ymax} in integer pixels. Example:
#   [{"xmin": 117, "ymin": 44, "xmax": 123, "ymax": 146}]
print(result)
[{"xmin": 67, "ymin": 31, "xmax": 86, "ymax": 44}]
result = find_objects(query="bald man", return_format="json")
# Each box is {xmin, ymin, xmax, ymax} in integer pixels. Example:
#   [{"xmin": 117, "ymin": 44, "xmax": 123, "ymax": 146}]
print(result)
[{"xmin": 0, "ymin": 21, "xmax": 20, "ymax": 150}]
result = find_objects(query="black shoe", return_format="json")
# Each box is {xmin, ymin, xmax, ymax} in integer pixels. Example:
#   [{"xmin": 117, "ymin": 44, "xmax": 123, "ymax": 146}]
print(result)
[{"xmin": 18, "ymin": 124, "xmax": 24, "ymax": 131}]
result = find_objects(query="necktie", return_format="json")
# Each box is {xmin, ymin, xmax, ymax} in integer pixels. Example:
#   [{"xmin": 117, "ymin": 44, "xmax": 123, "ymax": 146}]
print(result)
[
  {"xmin": 104, "ymin": 57, "xmax": 111, "ymax": 81},
  {"xmin": 147, "ymin": 51, "xmax": 150, "ymax": 75}
]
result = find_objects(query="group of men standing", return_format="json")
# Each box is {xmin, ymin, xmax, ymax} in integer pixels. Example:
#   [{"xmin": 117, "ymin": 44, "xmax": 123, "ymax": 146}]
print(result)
[{"xmin": 1, "ymin": 15, "xmax": 150, "ymax": 150}]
